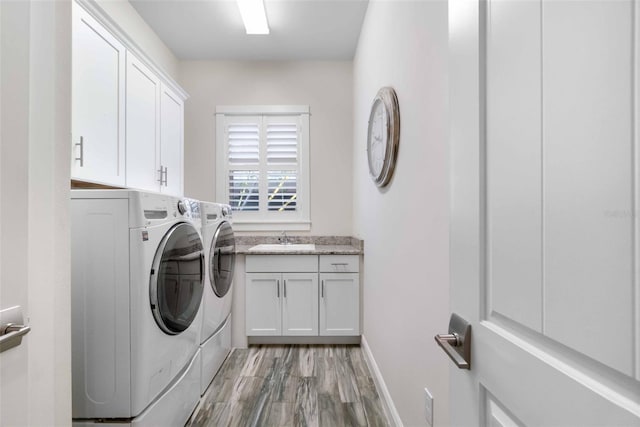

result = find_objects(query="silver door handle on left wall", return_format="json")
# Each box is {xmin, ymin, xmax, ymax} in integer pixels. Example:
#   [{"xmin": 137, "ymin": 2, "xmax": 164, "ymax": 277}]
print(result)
[{"xmin": 0, "ymin": 306, "xmax": 31, "ymax": 354}]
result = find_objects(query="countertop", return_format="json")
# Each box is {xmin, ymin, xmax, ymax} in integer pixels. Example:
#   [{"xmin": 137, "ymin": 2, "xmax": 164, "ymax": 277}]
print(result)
[
  {"xmin": 234, "ymin": 236, "xmax": 363, "ymax": 255},
  {"xmin": 236, "ymin": 244, "xmax": 362, "ymax": 255}
]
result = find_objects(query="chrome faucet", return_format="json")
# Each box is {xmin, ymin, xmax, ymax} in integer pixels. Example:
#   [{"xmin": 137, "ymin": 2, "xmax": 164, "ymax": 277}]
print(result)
[{"xmin": 280, "ymin": 231, "xmax": 290, "ymax": 245}]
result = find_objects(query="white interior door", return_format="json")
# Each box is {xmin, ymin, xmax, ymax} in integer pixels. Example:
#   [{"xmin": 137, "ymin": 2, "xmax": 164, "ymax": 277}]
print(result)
[
  {"xmin": 449, "ymin": 0, "xmax": 640, "ymax": 425},
  {"xmin": 1, "ymin": 2, "xmax": 30, "ymax": 423},
  {"xmin": 1, "ymin": 1, "xmax": 71, "ymax": 425}
]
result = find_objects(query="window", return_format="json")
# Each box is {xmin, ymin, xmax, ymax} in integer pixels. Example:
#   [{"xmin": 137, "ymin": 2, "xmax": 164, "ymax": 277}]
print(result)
[{"xmin": 216, "ymin": 106, "xmax": 310, "ymax": 231}]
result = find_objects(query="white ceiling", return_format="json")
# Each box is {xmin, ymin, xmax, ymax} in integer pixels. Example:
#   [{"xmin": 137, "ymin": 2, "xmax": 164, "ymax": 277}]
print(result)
[{"xmin": 129, "ymin": 0, "xmax": 369, "ymax": 60}]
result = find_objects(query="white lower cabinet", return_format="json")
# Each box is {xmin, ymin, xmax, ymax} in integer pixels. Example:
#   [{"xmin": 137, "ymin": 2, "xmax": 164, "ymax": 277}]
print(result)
[
  {"xmin": 245, "ymin": 272, "xmax": 318, "ymax": 336},
  {"xmin": 282, "ymin": 273, "xmax": 318, "ymax": 336},
  {"xmin": 245, "ymin": 254, "xmax": 359, "ymax": 338},
  {"xmin": 245, "ymin": 273, "xmax": 281, "ymax": 336},
  {"xmin": 319, "ymin": 273, "xmax": 359, "ymax": 336}
]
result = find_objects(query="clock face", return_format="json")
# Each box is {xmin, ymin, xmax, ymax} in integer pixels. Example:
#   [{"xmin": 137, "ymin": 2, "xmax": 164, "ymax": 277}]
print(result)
[
  {"xmin": 366, "ymin": 87, "xmax": 400, "ymax": 187},
  {"xmin": 368, "ymin": 99, "xmax": 388, "ymax": 178}
]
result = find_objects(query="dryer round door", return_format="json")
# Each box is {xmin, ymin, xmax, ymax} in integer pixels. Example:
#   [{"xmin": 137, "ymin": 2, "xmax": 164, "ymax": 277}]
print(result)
[
  {"xmin": 209, "ymin": 221, "xmax": 236, "ymax": 298},
  {"xmin": 150, "ymin": 222, "xmax": 204, "ymax": 335}
]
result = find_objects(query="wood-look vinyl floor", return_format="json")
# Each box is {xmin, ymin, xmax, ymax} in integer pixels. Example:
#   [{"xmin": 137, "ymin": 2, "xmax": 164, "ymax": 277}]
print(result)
[{"xmin": 187, "ymin": 345, "xmax": 390, "ymax": 427}]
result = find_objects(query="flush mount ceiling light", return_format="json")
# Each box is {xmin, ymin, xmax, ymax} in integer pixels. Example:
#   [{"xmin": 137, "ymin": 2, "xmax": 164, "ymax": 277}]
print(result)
[{"xmin": 237, "ymin": 0, "xmax": 270, "ymax": 35}]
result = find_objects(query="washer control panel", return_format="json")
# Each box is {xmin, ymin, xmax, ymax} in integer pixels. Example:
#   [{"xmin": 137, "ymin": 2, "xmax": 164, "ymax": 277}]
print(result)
[
  {"xmin": 222, "ymin": 205, "xmax": 232, "ymax": 219},
  {"xmin": 177, "ymin": 200, "xmax": 187, "ymax": 215},
  {"xmin": 177, "ymin": 198, "xmax": 201, "ymax": 222}
]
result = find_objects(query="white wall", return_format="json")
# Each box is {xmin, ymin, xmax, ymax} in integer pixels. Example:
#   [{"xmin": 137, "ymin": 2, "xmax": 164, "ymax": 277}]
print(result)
[
  {"xmin": 94, "ymin": 0, "xmax": 179, "ymax": 80},
  {"xmin": 352, "ymin": 1, "xmax": 450, "ymax": 426},
  {"xmin": 179, "ymin": 61, "xmax": 353, "ymax": 236}
]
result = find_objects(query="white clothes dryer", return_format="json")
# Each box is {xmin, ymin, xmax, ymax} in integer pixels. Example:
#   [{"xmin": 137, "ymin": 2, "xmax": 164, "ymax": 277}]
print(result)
[
  {"xmin": 71, "ymin": 190, "xmax": 204, "ymax": 426},
  {"xmin": 199, "ymin": 201, "xmax": 235, "ymax": 394}
]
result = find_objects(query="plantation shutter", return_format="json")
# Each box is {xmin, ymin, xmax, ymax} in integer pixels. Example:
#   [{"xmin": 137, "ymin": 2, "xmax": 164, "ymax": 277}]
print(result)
[
  {"xmin": 266, "ymin": 116, "xmax": 299, "ymax": 212},
  {"xmin": 216, "ymin": 107, "xmax": 309, "ymax": 230},
  {"xmin": 228, "ymin": 122, "xmax": 259, "ymax": 165},
  {"xmin": 226, "ymin": 117, "xmax": 261, "ymax": 211}
]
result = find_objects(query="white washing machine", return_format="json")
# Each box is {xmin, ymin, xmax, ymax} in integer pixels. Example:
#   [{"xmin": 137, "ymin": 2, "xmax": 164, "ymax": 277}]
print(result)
[
  {"xmin": 71, "ymin": 190, "xmax": 204, "ymax": 426},
  {"xmin": 199, "ymin": 201, "xmax": 235, "ymax": 395}
]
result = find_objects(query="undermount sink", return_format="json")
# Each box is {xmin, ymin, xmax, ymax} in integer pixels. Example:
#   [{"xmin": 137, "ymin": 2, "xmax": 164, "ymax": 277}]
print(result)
[{"xmin": 248, "ymin": 243, "xmax": 316, "ymax": 252}]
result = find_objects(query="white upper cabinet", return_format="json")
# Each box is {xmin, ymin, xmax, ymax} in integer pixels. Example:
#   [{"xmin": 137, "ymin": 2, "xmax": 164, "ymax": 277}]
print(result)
[
  {"xmin": 125, "ymin": 54, "xmax": 160, "ymax": 192},
  {"xmin": 159, "ymin": 84, "xmax": 184, "ymax": 196},
  {"xmin": 126, "ymin": 60, "xmax": 184, "ymax": 196},
  {"xmin": 72, "ymin": 4, "xmax": 126, "ymax": 185},
  {"xmin": 71, "ymin": 1, "xmax": 188, "ymax": 195}
]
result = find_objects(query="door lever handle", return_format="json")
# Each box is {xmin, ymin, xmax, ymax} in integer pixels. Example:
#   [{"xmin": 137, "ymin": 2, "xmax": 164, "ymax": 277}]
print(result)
[
  {"xmin": 1, "ymin": 324, "xmax": 30, "ymax": 341},
  {"xmin": 435, "ymin": 333, "xmax": 468, "ymax": 369},
  {"xmin": 0, "ymin": 306, "xmax": 31, "ymax": 353},
  {"xmin": 435, "ymin": 313, "xmax": 471, "ymax": 369}
]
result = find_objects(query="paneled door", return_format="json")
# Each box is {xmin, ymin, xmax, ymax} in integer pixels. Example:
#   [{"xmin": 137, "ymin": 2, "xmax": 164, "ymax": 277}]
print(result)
[
  {"xmin": 2, "ymin": 1, "xmax": 71, "ymax": 425},
  {"xmin": 449, "ymin": 0, "xmax": 640, "ymax": 425}
]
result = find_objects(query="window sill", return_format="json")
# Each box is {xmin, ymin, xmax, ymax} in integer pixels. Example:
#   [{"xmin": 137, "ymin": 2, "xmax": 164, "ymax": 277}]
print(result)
[{"xmin": 232, "ymin": 220, "xmax": 311, "ymax": 232}]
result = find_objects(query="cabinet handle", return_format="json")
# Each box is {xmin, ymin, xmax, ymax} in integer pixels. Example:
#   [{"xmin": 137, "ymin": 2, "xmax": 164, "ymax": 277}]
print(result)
[
  {"xmin": 321, "ymin": 280, "xmax": 324, "ymax": 298},
  {"xmin": 75, "ymin": 136, "xmax": 84, "ymax": 167},
  {"xmin": 157, "ymin": 166, "xmax": 168, "ymax": 186},
  {"xmin": 276, "ymin": 280, "xmax": 280, "ymax": 298},
  {"xmin": 284, "ymin": 280, "xmax": 287, "ymax": 298},
  {"xmin": 164, "ymin": 166, "xmax": 168, "ymax": 186}
]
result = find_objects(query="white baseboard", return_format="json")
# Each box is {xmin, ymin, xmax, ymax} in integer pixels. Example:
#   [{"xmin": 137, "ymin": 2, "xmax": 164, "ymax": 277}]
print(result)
[{"xmin": 361, "ymin": 335, "xmax": 404, "ymax": 427}]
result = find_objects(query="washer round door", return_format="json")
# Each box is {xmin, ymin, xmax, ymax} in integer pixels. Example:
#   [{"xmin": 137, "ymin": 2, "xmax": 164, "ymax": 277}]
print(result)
[
  {"xmin": 150, "ymin": 222, "xmax": 204, "ymax": 335},
  {"xmin": 210, "ymin": 221, "xmax": 236, "ymax": 298}
]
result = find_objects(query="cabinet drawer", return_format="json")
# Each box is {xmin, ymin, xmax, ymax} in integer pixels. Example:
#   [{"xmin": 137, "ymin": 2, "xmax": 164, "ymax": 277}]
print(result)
[
  {"xmin": 246, "ymin": 255, "xmax": 318, "ymax": 273},
  {"xmin": 319, "ymin": 255, "xmax": 359, "ymax": 273}
]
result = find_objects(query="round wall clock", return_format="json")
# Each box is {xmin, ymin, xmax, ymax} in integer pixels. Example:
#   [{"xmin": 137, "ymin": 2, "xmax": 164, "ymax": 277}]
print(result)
[{"xmin": 367, "ymin": 86, "xmax": 400, "ymax": 188}]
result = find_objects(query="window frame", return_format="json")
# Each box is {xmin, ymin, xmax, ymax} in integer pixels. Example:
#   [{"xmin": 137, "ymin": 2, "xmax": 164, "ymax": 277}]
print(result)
[{"xmin": 216, "ymin": 105, "xmax": 311, "ymax": 231}]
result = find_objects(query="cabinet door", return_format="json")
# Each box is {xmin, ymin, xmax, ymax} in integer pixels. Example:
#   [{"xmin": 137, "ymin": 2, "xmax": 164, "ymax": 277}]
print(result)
[
  {"xmin": 125, "ymin": 53, "xmax": 160, "ymax": 192},
  {"xmin": 159, "ymin": 84, "xmax": 183, "ymax": 196},
  {"xmin": 282, "ymin": 273, "xmax": 318, "ymax": 336},
  {"xmin": 72, "ymin": 3, "xmax": 125, "ymax": 185},
  {"xmin": 319, "ymin": 273, "xmax": 359, "ymax": 336},
  {"xmin": 246, "ymin": 273, "xmax": 281, "ymax": 336}
]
